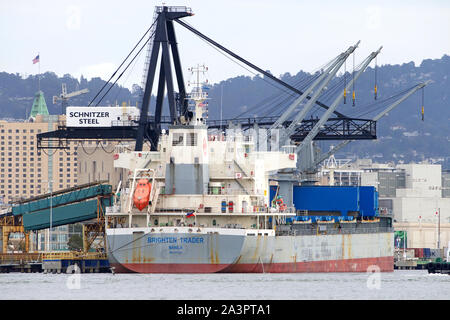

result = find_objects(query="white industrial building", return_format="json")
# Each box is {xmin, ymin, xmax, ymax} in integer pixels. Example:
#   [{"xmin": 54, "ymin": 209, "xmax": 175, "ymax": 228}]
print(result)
[
  {"xmin": 387, "ymin": 164, "xmax": 450, "ymax": 249},
  {"xmin": 320, "ymin": 160, "xmax": 450, "ymax": 249}
]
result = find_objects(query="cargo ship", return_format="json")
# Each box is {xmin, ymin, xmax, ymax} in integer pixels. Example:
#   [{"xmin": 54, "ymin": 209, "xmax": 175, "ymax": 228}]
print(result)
[{"xmin": 104, "ymin": 73, "xmax": 394, "ymax": 273}]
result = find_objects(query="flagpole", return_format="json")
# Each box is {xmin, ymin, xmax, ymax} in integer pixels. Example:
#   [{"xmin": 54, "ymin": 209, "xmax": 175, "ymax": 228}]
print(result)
[{"xmin": 38, "ymin": 52, "xmax": 41, "ymax": 91}]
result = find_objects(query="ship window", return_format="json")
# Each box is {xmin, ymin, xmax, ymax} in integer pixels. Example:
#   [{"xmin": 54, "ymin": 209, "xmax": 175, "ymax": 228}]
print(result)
[
  {"xmin": 186, "ymin": 133, "xmax": 197, "ymax": 146},
  {"xmin": 172, "ymin": 133, "xmax": 184, "ymax": 146}
]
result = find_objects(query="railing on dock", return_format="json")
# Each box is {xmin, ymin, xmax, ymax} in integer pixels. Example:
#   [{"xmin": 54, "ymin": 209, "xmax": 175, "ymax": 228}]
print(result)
[{"xmin": 42, "ymin": 251, "xmax": 107, "ymax": 261}]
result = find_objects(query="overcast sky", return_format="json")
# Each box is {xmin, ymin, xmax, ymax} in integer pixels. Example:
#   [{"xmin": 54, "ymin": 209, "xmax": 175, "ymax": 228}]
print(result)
[{"xmin": 1, "ymin": 0, "xmax": 449, "ymax": 89}]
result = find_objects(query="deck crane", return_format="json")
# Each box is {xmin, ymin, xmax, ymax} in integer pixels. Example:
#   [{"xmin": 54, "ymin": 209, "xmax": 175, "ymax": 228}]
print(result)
[
  {"xmin": 275, "ymin": 41, "xmax": 360, "ymax": 144},
  {"xmin": 264, "ymin": 41, "xmax": 358, "ymax": 206},
  {"xmin": 53, "ymin": 83, "xmax": 89, "ymax": 114},
  {"xmin": 271, "ymin": 42, "xmax": 359, "ymax": 132},
  {"xmin": 294, "ymin": 47, "xmax": 382, "ymax": 176},
  {"xmin": 307, "ymin": 80, "xmax": 432, "ymax": 173},
  {"xmin": 295, "ymin": 47, "xmax": 382, "ymax": 155},
  {"xmin": 271, "ymin": 47, "xmax": 382, "ymax": 206}
]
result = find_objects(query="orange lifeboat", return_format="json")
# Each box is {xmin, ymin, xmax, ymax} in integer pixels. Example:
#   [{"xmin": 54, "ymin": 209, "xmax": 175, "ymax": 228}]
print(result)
[{"xmin": 133, "ymin": 179, "xmax": 152, "ymax": 211}]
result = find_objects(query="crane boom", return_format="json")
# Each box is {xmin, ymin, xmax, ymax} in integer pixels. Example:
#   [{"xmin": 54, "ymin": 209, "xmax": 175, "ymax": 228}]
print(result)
[
  {"xmin": 53, "ymin": 84, "xmax": 89, "ymax": 103},
  {"xmin": 295, "ymin": 46, "xmax": 383, "ymax": 155},
  {"xmin": 311, "ymin": 80, "xmax": 431, "ymax": 169},
  {"xmin": 64, "ymin": 88, "xmax": 89, "ymax": 99},
  {"xmin": 271, "ymin": 51, "xmax": 344, "ymax": 130},
  {"xmin": 281, "ymin": 41, "xmax": 360, "ymax": 143},
  {"xmin": 53, "ymin": 83, "xmax": 89, "ymax": 114}
]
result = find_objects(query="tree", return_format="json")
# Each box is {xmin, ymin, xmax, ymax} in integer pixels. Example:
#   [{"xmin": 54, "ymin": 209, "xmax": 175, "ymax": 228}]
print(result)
[{"xmin": 67, "ymin": 234, "xmax": 84, "ymax": 251}]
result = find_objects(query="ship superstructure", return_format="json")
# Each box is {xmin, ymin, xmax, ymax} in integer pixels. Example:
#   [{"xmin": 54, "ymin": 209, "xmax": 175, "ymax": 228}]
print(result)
[{"xmin": 105, "ymin": 66, "xmax": 394, "ymax": 273}]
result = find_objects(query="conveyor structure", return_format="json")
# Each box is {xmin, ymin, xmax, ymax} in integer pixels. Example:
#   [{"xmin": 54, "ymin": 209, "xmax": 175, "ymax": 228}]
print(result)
[{"xmin": 10, "ymin": 181, "xmax": 113, "ymax": 231}]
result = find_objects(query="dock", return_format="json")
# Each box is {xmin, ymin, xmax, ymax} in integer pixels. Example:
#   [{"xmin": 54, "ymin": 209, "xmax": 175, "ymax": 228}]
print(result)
[
  {"xmin": 42, "ymin": 251, "xmax": 110, "ymax": 274},
  {"xmin": 0, "ymin": 253, "xmax": 42, "ymax": 273},
  {"xmin": 0, "ymin": 251, "xmax": 111, "ymax": 273},
  {"xmin": 0, "ymin": 181, "xmax": 114, "ymax": 273}
]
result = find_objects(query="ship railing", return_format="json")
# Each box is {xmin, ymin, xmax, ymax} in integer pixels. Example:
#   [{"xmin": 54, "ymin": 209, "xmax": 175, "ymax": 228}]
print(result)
[
  {"xmin": 206, "ymin": 188, "xmax": 262, "ymax": 196},
  {"xmin": 157, "ymin": 188, "xmax": 257, "ymax": 196},
  {"xmin": 116, "ymin": 151, "xmax": 161, "ymax": 164},
  {"xmin": 138, "ymin": 152, "xmax": 161, "ymax": 161},
  {"xmin": 224, "ymin": 135, "xmax": 254, "ymax": 143},
  {"xmin": 111, "ymin": 120, "xmax": 139, "ymax": 127},
  {"xmin": 110, "ymin": 115, "xmax": 140, "ymax": 126},
  {"xmin": 208, "ymin": 170, "xmax": 254, "ymax": 179},
  {"xmin": 281, "ymin": 145, "xmax": 297, "ymax": 154},
  {"xmin": 127, "ymin": 207, "xmax": 292, "ymax": 215},
  {"xmin": 105, "ymin": 205, "xmax": 122, "ymax": 214},
  {"xmin": 276, "ymin": 226, "xmax": 393, "ymax": 236},
  {"xmin": 155, "ymin": 6, "xmax": 193, "ymax": 14}
]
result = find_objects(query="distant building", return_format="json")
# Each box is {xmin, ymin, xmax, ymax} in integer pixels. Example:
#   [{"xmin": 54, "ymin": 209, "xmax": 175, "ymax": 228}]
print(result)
[
  {"xmin": 387, "ymin": 163, "xmax": 450, "ymax": 249},
  {"xmin": 0, "ymin": 91, "xmax": 78, "ymax": 204},
  {"xmin": 76, "ymin": 141, "xmax": 150, "ymax": 190},
  {"xmin": 443, "ymin": 169, "xmax": 450, "ymax": 198},
  {"xmin": 318, "ymin": 158, "xmax": 406, "ymax": 195},
  {"xmin": 0, "ymin": 90, "xmax": 80, "ymax": 251},
  {"xmin": 319, "ymin": 159, "xmax": 450, "ymax": 249},
  {"xmin": 76, "ymin": 141, "xmax": 128, "ymax": 190}
]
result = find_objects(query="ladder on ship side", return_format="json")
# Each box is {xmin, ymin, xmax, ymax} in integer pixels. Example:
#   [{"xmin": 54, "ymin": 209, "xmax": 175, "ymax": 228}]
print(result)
[{"xmin": 233, "ymin": 160, "xmax": 250, "ymax": 195}]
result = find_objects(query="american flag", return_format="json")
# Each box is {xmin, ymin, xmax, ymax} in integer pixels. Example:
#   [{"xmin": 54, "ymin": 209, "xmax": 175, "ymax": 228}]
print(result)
[{"xmin": 32, "ymin": 55, "xmax": 40, "ymax": 64}]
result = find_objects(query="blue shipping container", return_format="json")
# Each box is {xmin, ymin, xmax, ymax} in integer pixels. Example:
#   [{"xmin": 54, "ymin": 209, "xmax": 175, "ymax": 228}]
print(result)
[
  {"xmin": 359, "ymin": 186, "xmax": 378, "ymax": 217},
  {"xmin": 293, "ymin": 186, "xmax": 358, "ymax": 216},
  {"xmin": 293, "ymin": 186, "xmax": 378, "ymax": 217}
]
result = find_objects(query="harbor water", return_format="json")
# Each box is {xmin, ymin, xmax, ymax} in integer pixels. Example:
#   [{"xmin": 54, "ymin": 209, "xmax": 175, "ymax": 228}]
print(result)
[{"xmin": 0, "ymin": 270, "xmax": 448, "ymax": 300}]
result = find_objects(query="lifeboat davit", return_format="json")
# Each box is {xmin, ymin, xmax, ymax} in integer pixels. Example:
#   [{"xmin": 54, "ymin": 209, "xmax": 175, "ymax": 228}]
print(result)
[{"xmin": 133, "ymin": 179, "xmax": 152, "ymax": 211}]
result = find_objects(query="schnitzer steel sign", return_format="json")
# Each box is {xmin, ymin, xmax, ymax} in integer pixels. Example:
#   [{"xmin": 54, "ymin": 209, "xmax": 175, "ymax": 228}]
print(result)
[{"xmin": 66, "ymin": 106, "xmax": 140, "ymax": 127}]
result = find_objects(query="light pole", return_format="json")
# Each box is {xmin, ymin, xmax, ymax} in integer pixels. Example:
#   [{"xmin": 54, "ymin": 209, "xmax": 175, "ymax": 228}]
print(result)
[
  {"xmin": 44, "ymin": 180, "xmax": 53, "ymax": 251},
  {"xmin": 403, "ymin": 230, "xmax": 407, "ymax": 261},
  {"xmin": 437, "ymin": 208, "xmax": 440, "ymax": 249},
  {"xmin": 50, "ymin": 181, "xmax": 53, "ymax": 251}
]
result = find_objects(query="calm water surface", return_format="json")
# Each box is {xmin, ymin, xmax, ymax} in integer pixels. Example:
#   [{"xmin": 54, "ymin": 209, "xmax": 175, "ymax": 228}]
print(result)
[{"xmin": 0, "ymin": 270, "xmax": 448, "ymax": 300}]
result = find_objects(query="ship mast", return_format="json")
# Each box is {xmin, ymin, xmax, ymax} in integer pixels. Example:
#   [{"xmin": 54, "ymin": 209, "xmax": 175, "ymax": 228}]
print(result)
[{"xmin": 187, "ymin": 64, "xmax": 209, "ymax": 126}]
